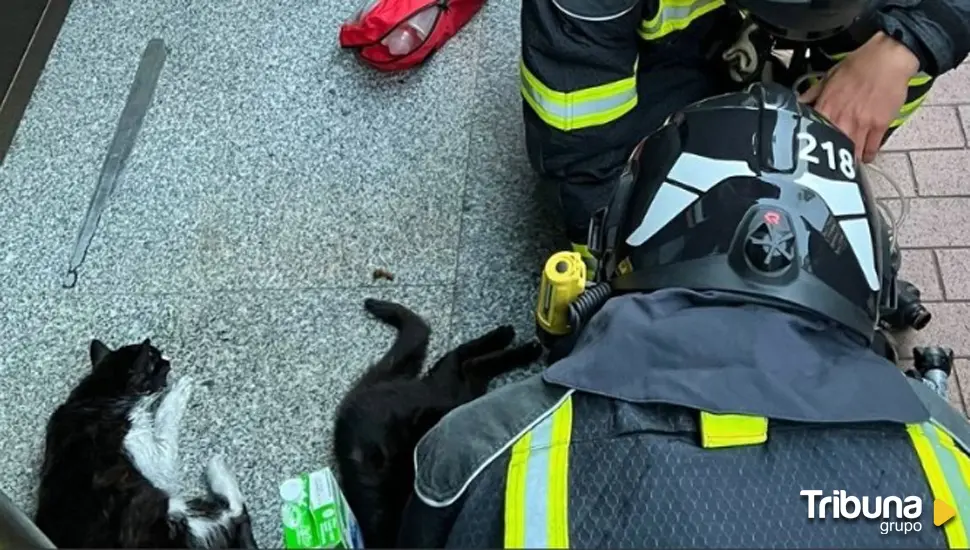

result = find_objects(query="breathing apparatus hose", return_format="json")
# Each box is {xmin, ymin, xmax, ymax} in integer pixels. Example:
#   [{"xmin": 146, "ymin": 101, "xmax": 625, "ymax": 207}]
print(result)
[{"xmin": 567, "ymin": 282, "xmax": 613, "ymax": 335}]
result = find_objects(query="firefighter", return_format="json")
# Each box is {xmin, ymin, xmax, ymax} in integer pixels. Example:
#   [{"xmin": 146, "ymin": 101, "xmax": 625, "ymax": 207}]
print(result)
[
  {"xmin": 396, "ymin": 84, "xmax": 970, "ymax": 548},
  {"xmin": 519, "ymin": 0, "xmax": 970, "ymax": 263}
]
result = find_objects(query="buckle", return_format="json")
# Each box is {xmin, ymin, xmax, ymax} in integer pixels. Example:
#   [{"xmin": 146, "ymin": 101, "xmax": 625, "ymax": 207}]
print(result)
[{"xmin": 586, "ymin": 207, "xmax": 608, "ymax": 259}]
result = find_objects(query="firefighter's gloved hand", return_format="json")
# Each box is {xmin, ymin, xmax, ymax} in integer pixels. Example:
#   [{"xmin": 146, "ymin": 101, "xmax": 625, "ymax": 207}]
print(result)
[{"xmin": 798, "ymin": 31, "xmax": 920, "ymax": 163}]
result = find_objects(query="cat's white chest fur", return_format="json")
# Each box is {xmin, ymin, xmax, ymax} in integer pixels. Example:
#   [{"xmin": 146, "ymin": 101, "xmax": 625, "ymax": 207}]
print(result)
[
  {"xmin": 122, "ymin": 375, "xmax": 248, "ymax": 547},
  {"xmin": 123, "ymin": 375, "xmax": 193, "ymax": 495}
]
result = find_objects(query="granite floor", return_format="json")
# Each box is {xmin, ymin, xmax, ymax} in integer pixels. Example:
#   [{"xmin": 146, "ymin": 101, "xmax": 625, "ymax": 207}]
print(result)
[{"xmin": 0, "ymin": 0, "xmax": 968, "ymax": 546}]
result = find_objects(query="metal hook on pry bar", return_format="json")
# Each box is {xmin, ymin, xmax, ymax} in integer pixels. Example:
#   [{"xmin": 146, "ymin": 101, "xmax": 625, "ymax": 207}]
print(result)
[
  {"xmin": 62, "ymin": 38, "xmax": 167, "ymax": 289},
  {"xmin": 62, "ymin": 270, "xmax": 78, "ymax": 289}
]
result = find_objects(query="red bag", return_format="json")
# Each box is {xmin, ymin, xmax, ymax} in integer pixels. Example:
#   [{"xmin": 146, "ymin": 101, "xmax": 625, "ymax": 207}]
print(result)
[{"xmin": 338, "ymin": 0, "xmax": 486, "ymax": 71}]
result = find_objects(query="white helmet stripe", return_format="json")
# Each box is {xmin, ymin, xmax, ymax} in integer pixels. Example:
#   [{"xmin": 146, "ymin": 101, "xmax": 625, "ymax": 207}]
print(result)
[
  {"xmin": 626, "ymin": 183, "xmax": 698, "ymax": 247},
  {"xmin": 626, "ymin": 151, "xmax": 878, "ymax": 290},
  {"xmin": 668, "ymin": 153, "xmax": 755, "ymax": 193},
  {"xmin": 839, "ymin": 218, "xmax": 881, "ymax": 291}
]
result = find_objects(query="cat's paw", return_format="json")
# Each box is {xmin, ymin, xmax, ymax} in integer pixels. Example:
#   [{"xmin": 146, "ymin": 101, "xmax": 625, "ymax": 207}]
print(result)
[
  {"xmin": 494, "ymin": 325, "xmax": 516, "ymax": 340},
  {"xmin": 155, "ymin": 375, "xmax": 194, "ymax": 426},
  {"xmin": 206, "ymin": 455, "xmax": 245, "ymax": 515},
  {"xmin": 168, "ymin": 375, "xmax": 195, "ymax": 400},
  {"xmin": 513, "ymin": 340, "xmax": 544, "ymax": 364},
  {"xmin": 478, "ymin": 325, "xmax": 516, "ymax": 349}
]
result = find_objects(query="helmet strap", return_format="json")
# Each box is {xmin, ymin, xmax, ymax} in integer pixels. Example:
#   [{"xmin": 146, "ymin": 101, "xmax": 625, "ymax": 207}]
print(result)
[{"xmin": 587, "ymin": 167, "xmax": 639, "ymax": 282}]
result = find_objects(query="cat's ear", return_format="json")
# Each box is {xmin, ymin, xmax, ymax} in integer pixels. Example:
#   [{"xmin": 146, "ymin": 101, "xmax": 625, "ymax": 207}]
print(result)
[
  {"xmin": 134, "ymin": 339, "xmax": 153, "ymax": 366},
  {"xmin": 119, "ymin": 340, "xmax": 156, "ymax": 392},
  {"xmin": 127, "ymin": 339, "xmax": 154, "ymax": 384},
  {"xmin": 89, "ymin": 339, "xmax": 112, "ymax": 368}
]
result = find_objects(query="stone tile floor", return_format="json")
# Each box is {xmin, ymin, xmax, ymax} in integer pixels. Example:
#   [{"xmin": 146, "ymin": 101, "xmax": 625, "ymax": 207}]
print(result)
[
  {"xmin": 0, "ymin": 0, "xmax": 554, "ymax": 545},
  {"xmin": 0, "ymin": 0, "xmax": 967, "ymax": 545},
  {"xmin": 876, "ymin": 61, "xmax": 970, "ymax": 414}
]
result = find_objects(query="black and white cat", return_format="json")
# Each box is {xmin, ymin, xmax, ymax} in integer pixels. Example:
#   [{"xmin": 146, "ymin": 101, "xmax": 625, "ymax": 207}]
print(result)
[
  {"xmin": 35, "ymin": 338, "xmax": 258, "ymax": 549},
  {"xmin": 334, "ymin": 298, "xmax": 542, "ymax": 548}
]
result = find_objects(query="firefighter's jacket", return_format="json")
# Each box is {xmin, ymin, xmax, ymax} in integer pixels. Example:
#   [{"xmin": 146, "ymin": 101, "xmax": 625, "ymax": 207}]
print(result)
[
  {"xmin": 520, "ymin": 0, "xmax": 970, "ymax": 189},
  {"xmin": 397, "ymin": 289, "xmax": 970, "ymax": 548}
]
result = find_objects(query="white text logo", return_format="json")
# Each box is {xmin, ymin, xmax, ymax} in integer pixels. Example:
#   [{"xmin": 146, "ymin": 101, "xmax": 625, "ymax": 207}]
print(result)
[{"xmin": 800, "ymin": 489, "xmax": 923, "ymax": 535}]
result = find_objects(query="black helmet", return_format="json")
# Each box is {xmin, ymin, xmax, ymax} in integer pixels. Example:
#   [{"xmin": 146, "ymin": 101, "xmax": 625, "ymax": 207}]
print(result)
[
  {"xmin": 726, "ymin": 0, "xmax": 875, "ymax": 42},
  {"xmin": 587, "ymin": 82, "xmax": 894, "ymax": 343}
]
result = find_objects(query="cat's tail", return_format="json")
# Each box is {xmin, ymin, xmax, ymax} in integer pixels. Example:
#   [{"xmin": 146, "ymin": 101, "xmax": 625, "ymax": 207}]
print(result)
[{"xmin": 358, "ymin": 298, "xmax": 431, "ymax": 385}]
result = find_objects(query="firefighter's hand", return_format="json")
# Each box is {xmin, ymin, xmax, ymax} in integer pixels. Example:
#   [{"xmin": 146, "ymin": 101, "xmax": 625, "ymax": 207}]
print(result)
[{"xmin": 799, "ymin": 31, "xmax": 920, "ymax": 164}]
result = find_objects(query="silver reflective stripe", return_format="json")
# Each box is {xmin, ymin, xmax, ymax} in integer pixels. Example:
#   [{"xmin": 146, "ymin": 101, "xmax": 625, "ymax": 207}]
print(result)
[
  {"xmin": 503, "ymin": 391, "xmax": 573, "ymax": 549},
  {"xmin": 520, "ymin": 79, "xmax": 638, "ymax": 121},
  {"xmin": 640, "ymin": 0, "xmax": 723, "ymax": 38},
  {"xmin": 924, "ymin": 423, "xmax": 970, "ymax": 521},
  {"xmin": 551, "ymin": 0, "xmax": 638, "ymax": 22},
  {"xmin": 521, "ymin": 412, "xmax": 555, "ymax": 547}
]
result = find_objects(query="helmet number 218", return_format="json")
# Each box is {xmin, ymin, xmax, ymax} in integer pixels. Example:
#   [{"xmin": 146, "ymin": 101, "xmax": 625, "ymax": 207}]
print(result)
[{"xmin": 796, "ymin": 131, "xmax": 856, "ymax": 181}]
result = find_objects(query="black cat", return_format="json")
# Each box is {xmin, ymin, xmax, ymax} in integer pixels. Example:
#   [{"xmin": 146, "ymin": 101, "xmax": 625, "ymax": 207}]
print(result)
[
  {"xmin": 35, "ymin": 338, "xmax": 258, "ymax": 549},
  {"xmin": 334, "ymin": 298, "xmax": 543, "ymax": 548}
]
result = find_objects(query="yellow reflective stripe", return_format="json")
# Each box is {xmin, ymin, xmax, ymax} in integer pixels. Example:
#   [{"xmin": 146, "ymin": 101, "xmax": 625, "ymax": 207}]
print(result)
[
  {"xmin": 820, "ymin": 50, "xmax": 933, "ymax": 86},
  {"xmin": 811, "ymin": 49, "xmax": 932, "ymax": 130},
  {"xmin": 699, "ymin": 412, "xmax": 768, "ymax": 448},
  {"xmin": 890, "ymin": 92, "xmax": 930, "ymax": 128},
  {"xmin": 638, "ymin": 0, "xmax": 724, "ymax": 40},
  {"xmin": 928, "ymin": 423, "xmax": 970, "ymax": 544},
  {"xmin": 520, "ymin": 59, "xmax": 637, "ymax": 132},
  {"xmin": 807, "ymin": 73, "xmax": 929, "ymax": 91},
  {"xmin": 547, "ymin": 398, "xmax": 572, "ymax": 548},
  {"xmin": 907, "ymin": 422, "xmax": 970, "ymax": 548},
  {"xmin": 503, "ymin": 397, "xmax": 574, "ymax": 548},
  {"xmin": 504, "ymin": 430, "xmax": 531, "ymax": 548}
]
